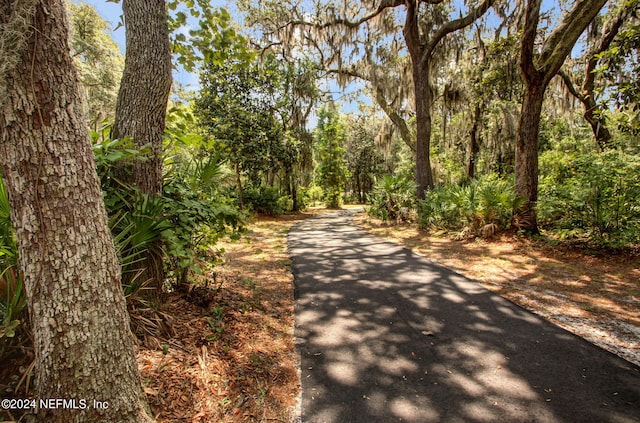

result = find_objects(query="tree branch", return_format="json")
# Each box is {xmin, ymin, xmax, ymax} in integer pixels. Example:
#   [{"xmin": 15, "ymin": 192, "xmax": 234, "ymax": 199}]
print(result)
[
  {"xmin": 558, "ymin": 69, "xmax": 585, "ymax": 101},
  {"xmin": 519, "ymin": 0, "xmax": 543, "ymax": 85},
  {"xmin": 374, "ymin": 86, "xmax": 416, "ymax": 151},
  {"xmin": 403, "ymin": 0, "xmax": 420, "ymax": 58},
  {"xmin": 283, "ymin": 0, "xmax": 404, "ymax": 31},
  {"xmin": 538, "ymin": 0, "xmax": 607, "ymax": 80},
  {"xmin": 325, "ymin": 66, "xmax": 415, "ymax": 151},
  {"xmin": 582, "ymin": 0, "xmax": 636, "ymax": 95},
  {"xmin": 427, "ymin": 0, "xmax": 495, "ymax": 57}
]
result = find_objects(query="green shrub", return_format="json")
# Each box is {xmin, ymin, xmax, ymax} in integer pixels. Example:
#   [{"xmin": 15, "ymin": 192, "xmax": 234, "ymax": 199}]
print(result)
[
  {"xmin": 418, "ymin": 174, "xmax": 518, "ymax": 237},
  {"xmin": 303, "ymin": 184, "xmax": 324, "ymax": 207},
  {"xmin": 242, "ymin": 186, "xmax": 290, "ymax": 215},
  {"xmin": 162, "ymin": 176, "xmax": 242, "ymax": 288},
  {"xmin": 366, "ymin": 175, "xmax": 416, "ymax": 222},
  {"xmin": 539, "ymin": 143, "xmax": 640, "ymax": 246},
  {"xmin": 94, "ymin": 134, "xmax": 243, "ymax": 293},
  {"xmin": 0, "ymin": 176, "xmax": 27, "ymax": 360}
]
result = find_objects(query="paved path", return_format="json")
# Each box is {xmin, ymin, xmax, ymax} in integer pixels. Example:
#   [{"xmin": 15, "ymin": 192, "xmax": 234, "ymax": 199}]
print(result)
[{"xmin": 288, "ymin": 209, "xmax": 640, "ymax": 423}]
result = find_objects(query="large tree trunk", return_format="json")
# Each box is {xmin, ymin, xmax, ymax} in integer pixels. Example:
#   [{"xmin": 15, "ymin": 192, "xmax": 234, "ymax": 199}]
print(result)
[
  {"xmin": 514, "ymin": 84, "xmax": 546, "ymax": 234},
  {"xmin": 402, "ymin": 0, "xmax": 493, "ymax": 199},
  {"xmin": 515, "ymin": 0, "xmax": 607, "ymax": 234},
  {"xmin": 413, "ymin": 63, "xmax": 435, "ymax": 199},
  {"xmin": 0, "ymin": 1, "xmax": 151, "ymax": 422},
  {"xmin": 112, "ymin": 0, "xmax": 172, "ymax": 302}
]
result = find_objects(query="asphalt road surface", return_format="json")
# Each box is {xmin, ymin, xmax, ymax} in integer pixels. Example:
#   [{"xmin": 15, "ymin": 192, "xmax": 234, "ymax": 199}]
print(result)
[{"xmin": 288, "ymin": 209, "xmax": 640, "ymax": 423}]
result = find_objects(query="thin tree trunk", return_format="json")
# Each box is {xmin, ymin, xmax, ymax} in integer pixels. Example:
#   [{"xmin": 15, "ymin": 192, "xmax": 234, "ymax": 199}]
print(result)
[
  {"xmin": 467, "ymin": 104, "xmax": 482, "ymax": 179},
  {"xmin": 291, "ymin": 177, "xmax": 299, "ymax": 212},
  {"xmin": 0, "ymin": 1, "xmax": 151, "ymax": 421},
  {"xmin": 236, "ymin": 162, "xmax": 245, "ymax": 209},
  {"xmin": 112, "ymin": 0, "xmax": 172, "ymax": 302},
  {"xmin": 442, "ymin": 95, "xmax": 448, "ymax": 149},
  {"xmin": 583, "ymin": 97, "xmax": 612, "ymax": 150}
]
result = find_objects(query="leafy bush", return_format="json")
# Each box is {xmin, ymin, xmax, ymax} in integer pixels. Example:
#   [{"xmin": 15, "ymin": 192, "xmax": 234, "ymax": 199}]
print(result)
[
  {"xmin": 0, "ymin": 266, "xmax": 27, "ymax": 359},
  {"xmin": 242, "ymin": 186, "xmax": 290, "ymax": 215},
  {"xmin": 0, "ymin": 176, "xmax": 27, "ymax": 360},
  {"xmin": 301, "ymin": 184, "xmax": 324, "ymax": 207},
  {"xmin": 93, "ymin": 133, "xmax": 243, "ymax": 293},
  {"xmin": 418, "ymin": 174, "xmax": 518, "ymax": 237},
  {"xmin": 366, "ymin": 175, "xmax": 416, "ymax": 222},
  {"xmin": 539, "ymin": 142, "xmax": 640, "ymax": 246},
  {"xmin": 162, "ymin": 175, "xmax": 242, "ymax": 286}
]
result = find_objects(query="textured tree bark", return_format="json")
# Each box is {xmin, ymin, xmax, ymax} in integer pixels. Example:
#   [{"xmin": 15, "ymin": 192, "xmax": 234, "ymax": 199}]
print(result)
[
  {"xmin": 404, "ymin": 0, "xmax": 434, "ymax": 200},
  {"xmin": 514, "ymin": 83, "xmax": 546, "ymax": 234},
  {"xmin": 0, "ymin": 1, "xmax": 152, "ymax": 422},
  {"xmin": 112, "ymin": 0, "xmax": 172, "ymax": 302},
  {"xmin": 515, "ymin": 0, "xmax": 607, "ymax": 233},
  {"xmin": 412, "ymin": 66, "xmax": 435, "ymax": 199}
]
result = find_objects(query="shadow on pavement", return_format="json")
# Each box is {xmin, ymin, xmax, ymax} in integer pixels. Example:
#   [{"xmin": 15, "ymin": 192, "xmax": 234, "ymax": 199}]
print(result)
[{"xmin": 289, "ymin": 210, "xmax": 640, "ymax": 423}]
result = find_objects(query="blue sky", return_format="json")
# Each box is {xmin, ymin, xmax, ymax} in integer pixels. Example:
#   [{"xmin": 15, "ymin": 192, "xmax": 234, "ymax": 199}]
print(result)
[
  {"xmin": 81, "ymin": 0, "xmax": 125, "ymax": 49},
  {"xmin": 81, "ymin": 0, "xmax": 203, "ymax": 89},
  {"xmin": 78, "ymin": 0, "xmax": 585, "ymax": 120}
]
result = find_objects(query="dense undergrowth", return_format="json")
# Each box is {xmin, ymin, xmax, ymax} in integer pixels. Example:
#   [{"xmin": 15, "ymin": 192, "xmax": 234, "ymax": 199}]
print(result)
[{"xmin": 367, "ymin": 139, "xmax": 640, "ymax": 248}]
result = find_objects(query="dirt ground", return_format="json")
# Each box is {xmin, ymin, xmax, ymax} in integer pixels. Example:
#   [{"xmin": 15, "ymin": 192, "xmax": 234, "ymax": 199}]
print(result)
[
  {"xmin": 354, "ymin": 212, "xmax": 640, "ymax": 368},
  {"xmin": 134, "ymin": 212, "xmax": 314, "ymax": 422},
  {"xmin": 1, "ymin": 212, "xmax": 313, "ymax": 423}
]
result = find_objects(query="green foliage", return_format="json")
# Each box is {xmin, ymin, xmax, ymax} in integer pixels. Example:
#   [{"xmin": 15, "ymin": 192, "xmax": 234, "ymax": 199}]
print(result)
[
  {"xmin": 92, "ymin": 129, "xmax": 243, "ymax": 293},
  {"xmin": 596, "ymin": 3, "xmax": 640, "ymax": 134},
  {"xmin": 0, "ymin": 175, "xmax": 15, "ymax": 266},
  {"xmin": 538, "ymin": 138, "xmax": 640, "ymax": 246},
  {"xmin": 66, "ymin": 0, "xmax": 124, "ymax": 128},
  {"xmin": 315, "ymin": 103, "xmax": 350, "ymax": 208},
  {"xmin": 298, "ymin": 185, "xmax": 324, "ymax": 208},
  {"xmin": 167, "ymin": 2, "xmax": 253, "ymax": 72},
  {"xmin": 0, "ymin": 266, "xmax": 26, "ymax": 359},
  {"xmin": 345, "ymin": 114, "xmax": 387, "ymax": 202},
  {"xmin": 242, "ymin": 186, "xmax": 291, "ymax": 215},
  {"xmin": 0, "ymin": 176, "xmax": 27, "ymax": 360},
  {"xmin": 366, "ymin": 175, "xmax": 416, "ymax": 222},
  {"xmin": 195, "ymin": 52, "xmax": 286, "ymax": 185},
  {"xmin": 418, "ymin": 175, "xmax": 518, "ymax": 237},
  {"xmin": 162, "ymin": 169, "xmax": 242, "ymax": 283}
]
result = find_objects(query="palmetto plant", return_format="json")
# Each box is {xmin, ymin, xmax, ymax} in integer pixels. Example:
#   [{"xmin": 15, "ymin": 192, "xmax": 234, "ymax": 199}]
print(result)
[
  {"xmin": 0, "ymin": 176, "xmax": 28, "ymax": 360},
  {"xmin": 367, "ymin": 175, "xmax": 416, "ymax": 222},
  {"xmin": 418, "ymin": 175, "xmax": 518, "ymax": 237},
  {"xmin": 110, "ymin": 193, "xmax": 170, "ymax": 301}
]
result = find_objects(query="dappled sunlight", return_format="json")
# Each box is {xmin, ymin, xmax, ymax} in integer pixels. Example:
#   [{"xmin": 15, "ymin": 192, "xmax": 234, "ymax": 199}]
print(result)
[
  {"xmin": 326, "ymin": 361, "xmax": 359, "ymax": 386},
  {"xmin": 354, "ymin": 213, "xmax": 640, "ymax": 368},
  {"xmin": 289, "ymin": 210, "xmax": 640, "ymax": 422}
]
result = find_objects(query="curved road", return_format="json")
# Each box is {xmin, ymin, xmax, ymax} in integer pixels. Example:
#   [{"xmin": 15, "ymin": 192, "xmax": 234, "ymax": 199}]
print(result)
[{"xmin": 288, "ymin": 209, "xmax": 640, "ymax": 423}]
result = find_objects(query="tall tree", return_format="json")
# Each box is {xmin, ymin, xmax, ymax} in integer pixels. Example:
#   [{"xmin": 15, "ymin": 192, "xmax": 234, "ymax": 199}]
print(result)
[
  {"xmin": 242, "ymin": 0, "xmax": 495, "ymax": 199},
  {"xmin": 559, "ymin": 0, "xmax": 638, "ymax": 150},
  {"xmin": 112, "ymin": 0, "xmax": 173, "ymax": 300},
  {"xmin": 515, "ymin": 0, "xmax": 608, "ymax": 233},
  {"xmin": 345, "ymin": 113, "xmax": 386, "ymax": 202},
  {"xmin": 0, "ymin": 1, "xmax": 151, "ymax": 421},
  {"xmin": 195, "ymin": 52, "xmax": 284, "ymax": 204},
  {"xmin": 403, "ymin": 0, "xmax": 495, "ymax": 198},
  {"xmin": 316, "ymin": 103, "xmax": 350, "ymax": 208},
  {"xmin": 66, "ymin": 0, "xmax": 125, "ymax": 130}
]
